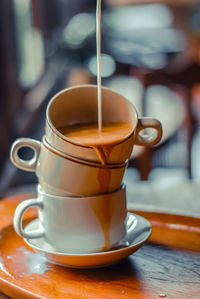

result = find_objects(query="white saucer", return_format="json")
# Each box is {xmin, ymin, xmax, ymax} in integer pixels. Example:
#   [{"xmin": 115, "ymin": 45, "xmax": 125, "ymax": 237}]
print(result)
[{"xmin": 24, "ymin": 213, "xmax": 151, "ymax": 269}]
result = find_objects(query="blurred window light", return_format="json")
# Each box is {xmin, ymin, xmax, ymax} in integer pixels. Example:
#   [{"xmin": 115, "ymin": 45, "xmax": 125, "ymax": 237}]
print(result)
[
  {"xmin": 109, "ymin": 28, "xmax": 186, "ymax": 53},
  {"xmin": 13, "ymin": 0, "xmax": 44, "ymax": 88},
  {"xmin": 192, "ymin": 127, "xmax": 200, "ymax": 181},
  {"xmin": 86, "ymin": 54, "xmax": 116, "ymax": 78},
  {"xmin": 146, "ymin": 85, "xmax": 186, "ymax": 142},
  {"xmin": 145, "ymin": 29, "xmax": 186, "ymax": 53},
  {"xmin": 19, "ymin": 29, "xmax": 44, "ymax": 88},
  {"xmin": 104, "ymin": 4, "xmax": 173, "ymax": 32},
  {"xmin": 190, "ymin": 4, "xmax": 200, "ymax": 33},
  {"xmin": 106, "ymin": 28, "xmax": 186, "ymax": 68},
  {"xmin": 139, "ymin": 53, "xmax": 167, "ymax": 69},
  {"xmin": 63, "ymin": 13, "xmax": 96, "ymax": 48},
  {"xmin": 106, "ymin": 76, "xmax": 143, "ymax": 115},
  {"xmin": 192, "ymin": 85, "xmax": 200, "ymax": 119},
  {"xmin": 13, "ymin": 0, "xmax": 30, "ymax": 14}
]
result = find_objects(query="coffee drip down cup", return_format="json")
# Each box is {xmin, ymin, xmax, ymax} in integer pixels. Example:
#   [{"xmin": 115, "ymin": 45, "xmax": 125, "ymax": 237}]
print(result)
[{"xmin": 13, "ymin": 184, "xmax": 127, "ymax": 253}]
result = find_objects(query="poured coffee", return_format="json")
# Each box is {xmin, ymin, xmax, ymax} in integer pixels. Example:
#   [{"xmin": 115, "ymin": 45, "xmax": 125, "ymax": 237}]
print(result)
[{"xmin": 59, "ymin": 122, "xmax": 132, "ymax": 165}]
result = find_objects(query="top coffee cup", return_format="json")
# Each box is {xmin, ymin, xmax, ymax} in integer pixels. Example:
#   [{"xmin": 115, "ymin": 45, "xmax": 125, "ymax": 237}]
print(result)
[{"xmin": 45, "ymin": 84, "xmax": 162, "ymax": 164}]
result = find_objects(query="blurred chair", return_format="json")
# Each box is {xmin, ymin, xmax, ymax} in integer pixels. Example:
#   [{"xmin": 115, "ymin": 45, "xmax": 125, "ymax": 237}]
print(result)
[
  {"xmin": 100, "ymin": 2, "xmax": 200, "ymax": 180},
  {"xmin": 133, "ymin": 63, "xmax": 200, "ymax": 179}
]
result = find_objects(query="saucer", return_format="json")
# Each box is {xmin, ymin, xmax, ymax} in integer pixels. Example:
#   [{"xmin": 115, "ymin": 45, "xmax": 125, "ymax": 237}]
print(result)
[{"xmin": 24, "ymin": 213, "xmax": 151, "ymax": 269}]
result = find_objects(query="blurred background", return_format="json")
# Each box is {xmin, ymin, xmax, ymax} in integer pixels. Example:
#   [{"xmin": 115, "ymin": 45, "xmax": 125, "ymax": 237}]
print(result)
[{"xmin": 0, "ymin": 0, "xmax": 200, "ymax": 204}]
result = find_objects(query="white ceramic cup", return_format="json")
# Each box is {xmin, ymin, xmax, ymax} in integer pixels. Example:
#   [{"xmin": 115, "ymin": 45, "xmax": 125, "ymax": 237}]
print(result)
[
  {"xmin": 45, "ymin": 84, "xmax": 162, "ymax": 164},
  {"xmin": 10, "ymin": 137, "xmax": 127, "ymax": 196},
  {"xmin": 13, "ymin": 184, "xmax": 127, "ymax": 253}
]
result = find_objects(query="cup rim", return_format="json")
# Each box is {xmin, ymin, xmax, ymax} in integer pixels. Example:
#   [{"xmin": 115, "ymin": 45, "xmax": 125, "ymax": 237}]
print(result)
[
  {"xmin": 42, "ymin": 137, "xmax": 128, "ymax": 169},
  {"xmin": 37, "ymin": 183, "xmax": 126, "ymax": 200},
  {"xmin": 46, "ymin": 84, "xmax": 138, "ymax": 148}
]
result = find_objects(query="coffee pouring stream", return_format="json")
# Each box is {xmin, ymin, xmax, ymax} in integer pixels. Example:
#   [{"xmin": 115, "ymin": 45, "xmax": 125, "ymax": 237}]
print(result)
[{"xmin": 96, "ymin": 0, "xmax": 102, "ymax": 132}]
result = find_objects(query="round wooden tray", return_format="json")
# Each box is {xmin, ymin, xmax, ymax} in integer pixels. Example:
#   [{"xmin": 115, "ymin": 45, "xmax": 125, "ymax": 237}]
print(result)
[{"xmin": 0, "ymin": 194, "xmax": 199, "ymax": 298}]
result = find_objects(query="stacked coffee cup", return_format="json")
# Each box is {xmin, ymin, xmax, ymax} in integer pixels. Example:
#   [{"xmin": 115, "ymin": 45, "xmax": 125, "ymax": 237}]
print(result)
[{"xmin": 11, "ymin": 85, "xmax": 162, "ymax": 254}]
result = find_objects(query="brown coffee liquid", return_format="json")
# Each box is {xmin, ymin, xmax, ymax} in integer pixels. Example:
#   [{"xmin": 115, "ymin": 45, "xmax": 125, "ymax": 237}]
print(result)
[
  {"xmin": 90, "ymin": 194, "xmax": 115, "ymax": 252},
  {"xmin": 59, "ymin": 122, "xmax": 132, "ymax": 165}
]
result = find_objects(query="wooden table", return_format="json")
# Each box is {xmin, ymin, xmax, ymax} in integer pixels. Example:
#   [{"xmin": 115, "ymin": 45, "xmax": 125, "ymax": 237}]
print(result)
[{"xmin": 0, "ymin": 194, "xmax": 199, "ymax": 298}]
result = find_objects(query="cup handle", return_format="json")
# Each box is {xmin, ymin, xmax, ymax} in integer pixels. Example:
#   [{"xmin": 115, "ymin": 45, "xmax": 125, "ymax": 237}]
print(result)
[
  {"xmin": 13, "ymin": 198, "xmax": 45, "ymax": 239},
  {"xmin": 10, "ymin": 138, "xmax": 41, "ymax": 172},
  {"xmin": 134, "ymin": 117, "xmax": 162, "ymax": 146}
]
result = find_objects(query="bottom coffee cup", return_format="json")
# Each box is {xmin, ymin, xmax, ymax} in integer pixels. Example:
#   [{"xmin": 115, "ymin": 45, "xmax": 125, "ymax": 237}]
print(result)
[{"xmin": 13, "ymin": 184, "xmax": 127, "ymax": 253}]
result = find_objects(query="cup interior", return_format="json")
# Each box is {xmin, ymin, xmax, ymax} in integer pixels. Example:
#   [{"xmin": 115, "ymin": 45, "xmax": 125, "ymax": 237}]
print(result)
[{"xmin": 47, "ymin": 85, "xmax": 138, "ymax": 145}]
